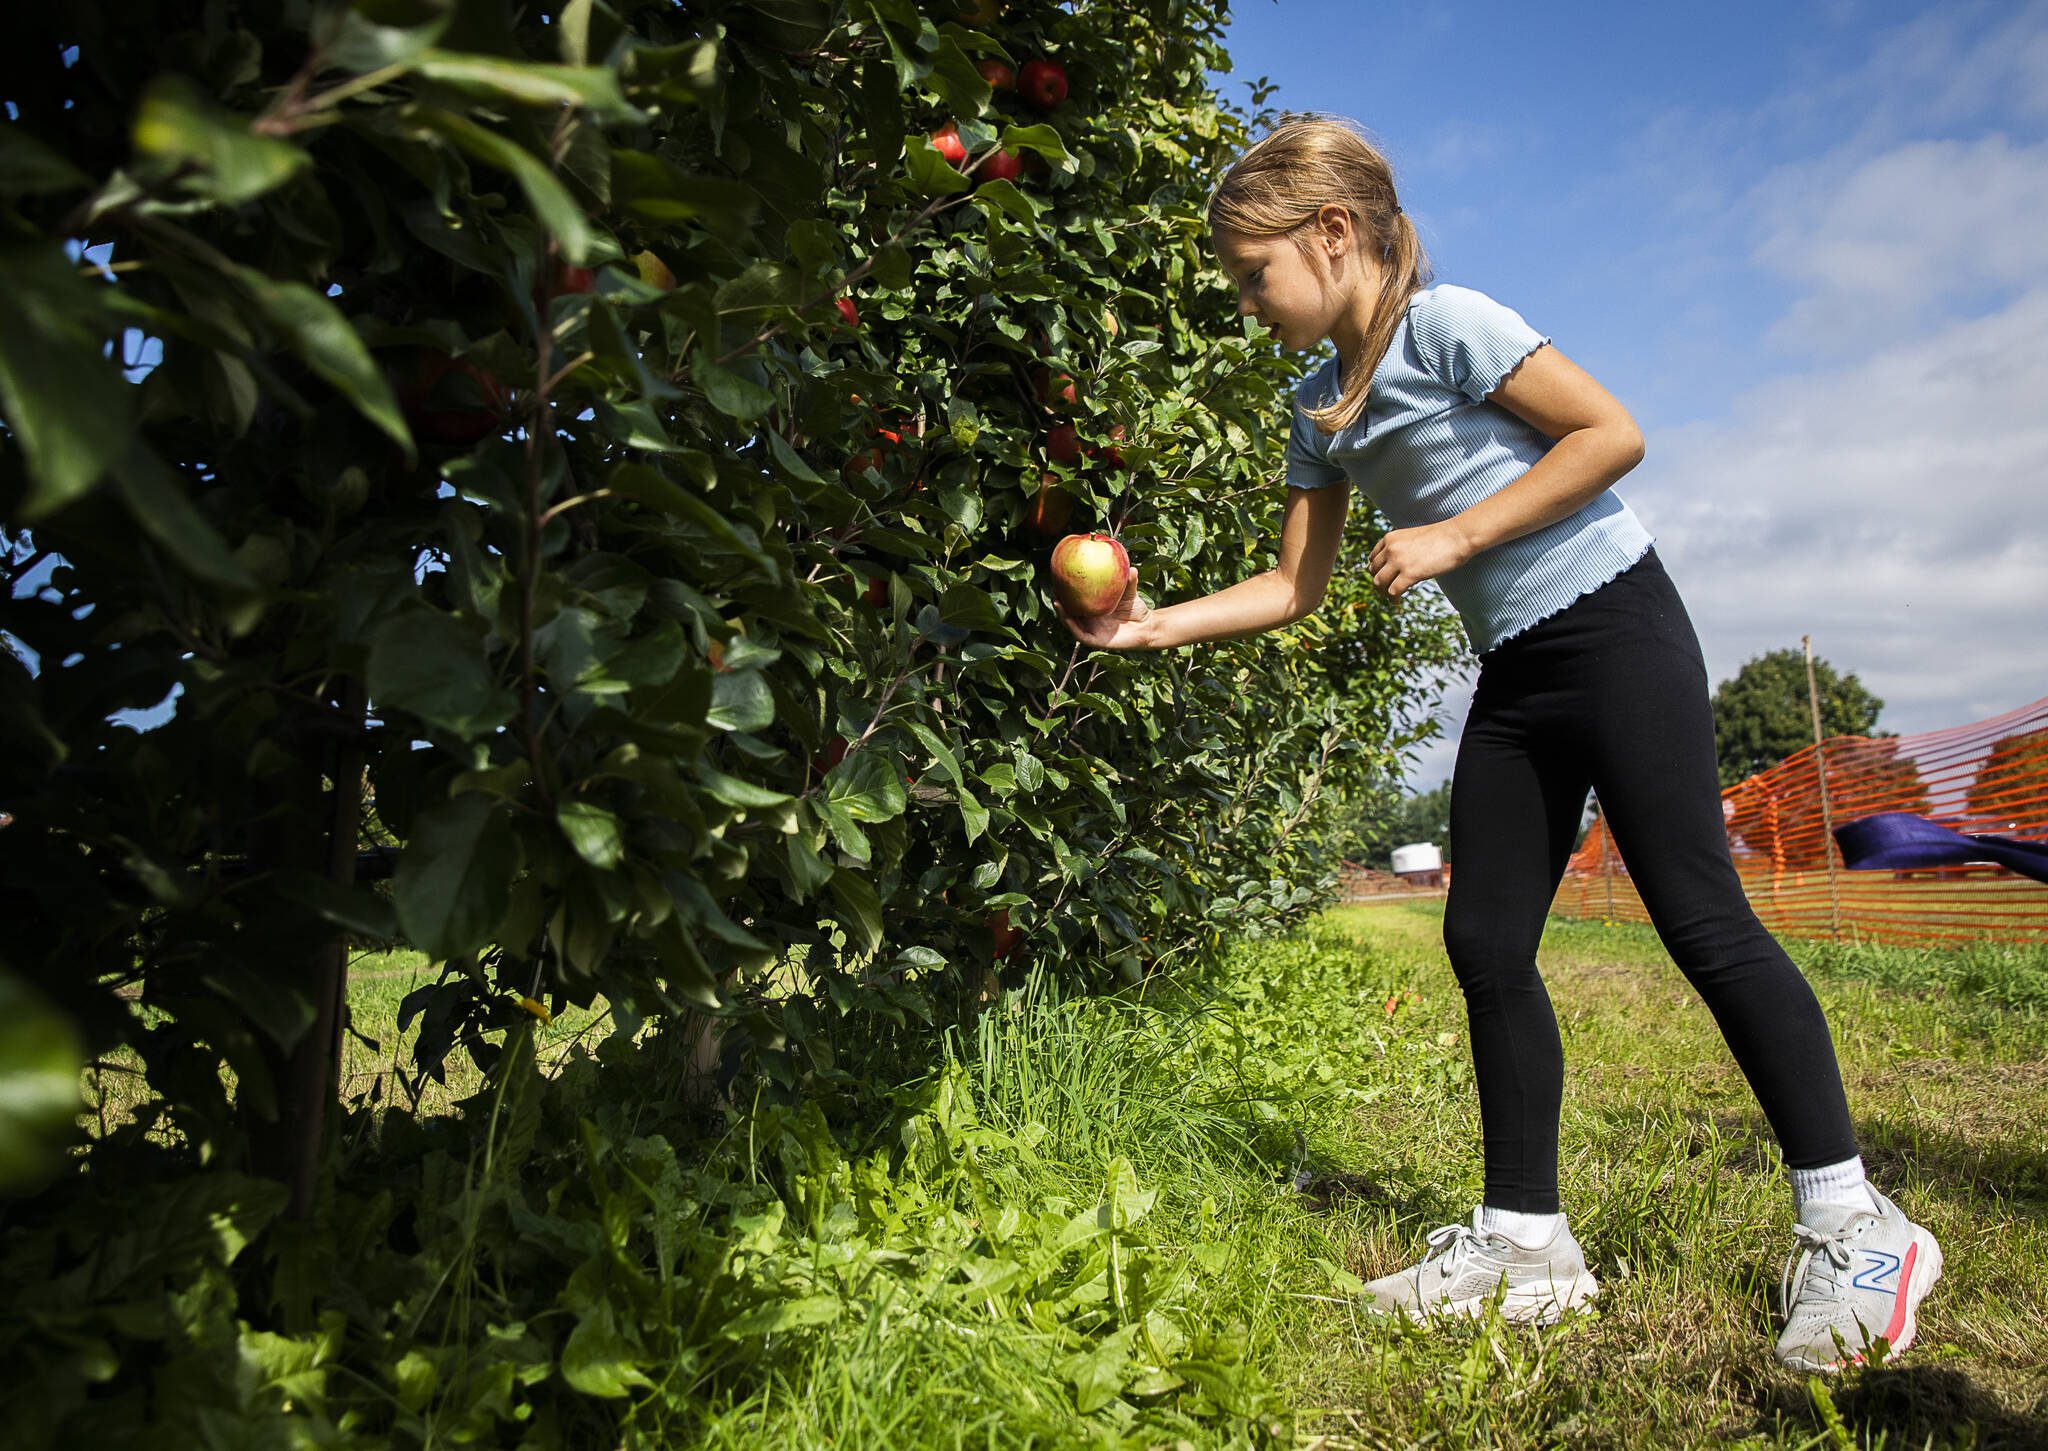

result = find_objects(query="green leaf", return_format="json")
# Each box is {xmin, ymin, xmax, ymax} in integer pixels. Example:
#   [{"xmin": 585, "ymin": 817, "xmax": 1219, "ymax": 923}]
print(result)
[
  {"xmin": 272, "ymin": 871, "xmax": 400, "ymax": 942},
  {"xmin": 695, "ymin": 353, "xmax": 776, "ymax": 421},
  {"xmin": 828, "ymin": 750, "xmax": 908, "ymax": 825},
  {"xmin": 132, "ymin": 75, "xmax": 311, "ymax": 205},
  {"xmin": 827, "ymin": 868, "xmax": 884, "ymax": 954},
  {"xmin": 610, "ymin": 149, "xmax": 758, "ymax": 237},
  {"xmin": 324, "ymin": 8, "xmax": 450, "ymax": 72},
  {"xmin": 904, "ymin": 720, "xmax": 964, "ymax": 787},
  {"xmin": 786, "ymin": 832, "xmax": 834, "ymax": 896},
  {"xmin": 722, "ymin": 1295, "xmax": 841, "ymax": 1339},
  {"xmin": 0, "ymin": 128, "xmax": 91, "ymax": 196},
  {"xmin": 707, "ymin": 669, "xmax": 775, "ymax": 732},
  {"xmin": 997, "ymin": 123, "xmax": 1076, "ymax": 172},
  {"xmin": 558, "ymin": 799, "xmax": 626, "ymax": 869},
  {"xmin": 394, "ymin": 795, "xmax": 522, "ymax": 960},
  {"xmin": 696, "ymin": 763, "xmax": 794, "ymax": 810},
  {"xmin": 714, "ymin": 261, "xmax": 801, "ymax": 314},
  {"xmin": 764, "ymin": 429, "xmax": 831, "ymax": 491},
  {"xmin": 367, "ymin": 608, "xmax": 516, "ymax": 736},
  {"xmin": 415, "ymin": 51, "xmax": 640, "ymax": 122},
  {"xmin": 956, "ymin": 783, "xmax": 988, "ymax": 844},
  {"xmin": 0, "ymin": 970, "xmax": 82, "ymax": 1192},
  {"xmin": 415, "ymin": 108, "xmax": 591, "ymax": 263},
  {"xmin": 973, "ymin": 177, "xmax": 1041, "ymax": 229},
  {"xmin": 0, "ymin": 245, "xmax": 134, "ymax": 518},
  {"xmin": 233, "ymin": 267, "xmax": 413, "ymax": 454},
  {"xmin": 903, "ymin": 132, "xmax": 974, "ymax": 197},
  {"xmin": 114, "ymin": 447, "xmax": 259, "ymax": 590},
  {"xmin": 560, "ymin": 1306, "xmax": 655, "ymax": 1397}
]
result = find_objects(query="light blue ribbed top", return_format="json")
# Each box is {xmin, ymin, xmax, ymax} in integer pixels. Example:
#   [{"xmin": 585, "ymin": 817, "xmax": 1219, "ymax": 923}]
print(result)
[{"xmin": 1284, "ymin": 283, "xmax": 1653, "ymax": 654}]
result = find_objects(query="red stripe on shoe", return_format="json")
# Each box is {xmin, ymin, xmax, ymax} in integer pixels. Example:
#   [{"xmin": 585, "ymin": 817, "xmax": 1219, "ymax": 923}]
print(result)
[{"xmin": 1882, "ymin": 1243, "xmax": 1919, "ymax": 1346}]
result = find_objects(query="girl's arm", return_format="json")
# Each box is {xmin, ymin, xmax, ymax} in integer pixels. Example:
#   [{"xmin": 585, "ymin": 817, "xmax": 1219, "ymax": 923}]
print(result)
[
  {"xmin": 1058, "ymin": 481, "xmax": 1351, "ymax": 650},
  {"xmin": 1366, "ymin": 345, "xmax": 1646, "ymax": 598}
]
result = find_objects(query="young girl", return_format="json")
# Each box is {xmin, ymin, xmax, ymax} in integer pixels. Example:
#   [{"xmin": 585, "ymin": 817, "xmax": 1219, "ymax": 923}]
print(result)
[{"xmin": 1058, "ymin": 115, "xmax": 1941, "ymax": 1371}]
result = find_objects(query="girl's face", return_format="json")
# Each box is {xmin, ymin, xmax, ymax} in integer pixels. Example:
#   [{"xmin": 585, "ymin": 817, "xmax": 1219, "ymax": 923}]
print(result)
[{"xmin": 1214, "ymin": 215, "xmax": 1379, "ymax": 355}]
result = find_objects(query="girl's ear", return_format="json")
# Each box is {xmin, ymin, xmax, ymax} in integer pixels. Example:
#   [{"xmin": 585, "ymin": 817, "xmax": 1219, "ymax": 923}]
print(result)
[{"xmin": 1315, "ymin": 204, "xmax": 1354, "ymax": 257}]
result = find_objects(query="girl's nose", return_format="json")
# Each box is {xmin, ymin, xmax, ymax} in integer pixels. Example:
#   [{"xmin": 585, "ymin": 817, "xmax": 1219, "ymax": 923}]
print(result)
[{"xmin": 1237, "ymin": 293, "xmax": 1255, "ymax": 316}]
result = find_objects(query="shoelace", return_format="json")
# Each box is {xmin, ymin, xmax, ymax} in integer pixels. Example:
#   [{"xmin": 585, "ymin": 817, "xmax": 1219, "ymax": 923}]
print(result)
[
  {"xmin": 1416, "ymin": 1209, "xmax": 1492, "ymax": 1283},
  {"xmin": 1781, "ymin": 1221, "xmax": 1856, "ymax": 1314}
]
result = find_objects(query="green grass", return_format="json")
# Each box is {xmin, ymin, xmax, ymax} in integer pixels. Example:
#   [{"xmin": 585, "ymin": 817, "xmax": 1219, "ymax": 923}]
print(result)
[
  {"xmin": 87, "ymin": 913, "xmax": 2042, "ymax": 1446},
  {"xmin": 561, "ymin": 904, "xmax": 2048, "ymax": 1448}
]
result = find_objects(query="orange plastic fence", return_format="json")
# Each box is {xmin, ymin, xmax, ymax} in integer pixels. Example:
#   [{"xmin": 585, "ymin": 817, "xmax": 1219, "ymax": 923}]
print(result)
[{"xmin": 1554, "ymin": 696, "xmax": 2048, "ymax": 945}]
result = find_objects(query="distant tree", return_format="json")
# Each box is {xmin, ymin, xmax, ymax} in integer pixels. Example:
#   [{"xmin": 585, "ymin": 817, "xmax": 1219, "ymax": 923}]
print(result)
[
  {"xmin": 1712, "ymin": 648, "xmax": 1888, "ymax": 787},
  {"xmin": 1964, "ymin": 729, "xmax": 2048, "ymax": 836},
  {"xmin": 1343, "ymin": 778, "xmax": 1453, "ymax": 869}
]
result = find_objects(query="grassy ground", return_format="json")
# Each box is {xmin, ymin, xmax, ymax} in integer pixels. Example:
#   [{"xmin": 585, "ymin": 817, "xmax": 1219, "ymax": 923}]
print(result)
[
  {"xmin": 1278, "ymin": 904, "xmax": 2048, "ymax": 1449},
  {"xmin": 211, "ymin": 910, "xmax": 2048, "ymax": 1447}
]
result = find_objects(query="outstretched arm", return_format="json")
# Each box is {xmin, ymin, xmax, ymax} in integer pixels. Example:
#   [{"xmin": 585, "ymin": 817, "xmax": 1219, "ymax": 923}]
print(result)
[
  {"xmin": 1366, "ymin": 345, "xmax": 1645, "ymax": 598},
  {"xmin": 1058, "ymin": 481, "xmax": 1351, "ymax": 650}
]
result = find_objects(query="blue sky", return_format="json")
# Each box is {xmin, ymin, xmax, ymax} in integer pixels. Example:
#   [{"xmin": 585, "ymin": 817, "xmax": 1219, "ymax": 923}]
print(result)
[{"xmin": 1213, "ymin": 0, "xmax": 2048, "ymax": 788}]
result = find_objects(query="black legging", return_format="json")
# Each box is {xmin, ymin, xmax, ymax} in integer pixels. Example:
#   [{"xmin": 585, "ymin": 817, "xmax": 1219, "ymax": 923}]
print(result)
[{"xmin": 1444, "ymin": 549, "xmax": 1859, "ymax": 1214}]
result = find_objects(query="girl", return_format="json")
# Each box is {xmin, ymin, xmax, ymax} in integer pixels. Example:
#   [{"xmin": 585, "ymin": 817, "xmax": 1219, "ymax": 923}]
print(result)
[{"xmin": 1058, "ymin": 115, "xmax": 1941, "ymax": 1371}]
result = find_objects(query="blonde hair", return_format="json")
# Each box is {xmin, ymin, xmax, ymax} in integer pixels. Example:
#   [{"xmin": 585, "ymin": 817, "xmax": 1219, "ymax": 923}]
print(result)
[{"xmin": 1208, "ymin": 115, "xmax": 1431, "ymax": 435}]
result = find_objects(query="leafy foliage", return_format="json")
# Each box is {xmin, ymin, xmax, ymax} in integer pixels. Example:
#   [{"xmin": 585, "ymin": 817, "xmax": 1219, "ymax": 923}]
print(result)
[
  {"xmin": 1, "ymin": 0, "xmax": 1462, "ymax": 1439},
  {"xmin": 1712, "ymin": 647, "xmax": 1887, "ymax": 788}
]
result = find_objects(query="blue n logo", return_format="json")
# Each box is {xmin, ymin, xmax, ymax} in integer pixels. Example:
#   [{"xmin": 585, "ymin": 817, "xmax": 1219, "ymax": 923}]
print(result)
[{"xmin": 1851, "ymin": 1250, "xmax": 1902, "ymax": 1292}]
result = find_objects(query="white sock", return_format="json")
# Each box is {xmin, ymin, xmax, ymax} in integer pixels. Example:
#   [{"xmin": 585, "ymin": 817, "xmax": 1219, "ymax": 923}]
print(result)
[
  {"xmin": 1791, "ymin": 1155, "xmax": 1879, "ymax": 1218},
  {"xmin": 1480, "ymin": 1205, "xmax": 1567, "ymax": 1247}
]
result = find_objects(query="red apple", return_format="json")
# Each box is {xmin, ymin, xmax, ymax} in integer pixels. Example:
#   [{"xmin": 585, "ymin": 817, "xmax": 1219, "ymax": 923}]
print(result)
[
  {"xmin": 815, "ymin": 735, "xmax": 850, "ymax": 776},
  {"xmin": 974, "ymin": 147, "xmax": 1025, "ymax": 184},
  {"xmin": 1049, "ymin": 533, "xmax": 1132, "ymax": 617},
  {"xmin": 1046, "ymin": 422, "xmax": 1083, "ymax": 465},
  {"xmin": 401, "ymin": 351, "xmax": 508, "ymax": 447},
  {"xmin": 1035, "ymin": 368, "xmax": 1078, "ymax": 409},
  {"xmin": 1024, "ymin": 473, "xmax": 1073, "ymax": 536},
  {"xmin": 864, "ymin": 575, "xmax": 889, "ymax": 607},
  {"xmin": 1087, "ymin": 423, "xmax": 1128, "ymax": 469},
  {"xmin": 976, "ymin": 59, "xmax": 1016, "ymax": 91},
  {"xmin": 835, "ymin": 296, "xmax": 860, "ymax": 328},
  {"xmin": 986, "ymin": 908, "xmax": 1023, "ymax": 960},
  {"xmin": 931, "ymin": 122, "xmax": 969, "ymax": 168},
  {"xmin": 1018, "ymin": 59, "xmax": 1068, "ymax": 112}
]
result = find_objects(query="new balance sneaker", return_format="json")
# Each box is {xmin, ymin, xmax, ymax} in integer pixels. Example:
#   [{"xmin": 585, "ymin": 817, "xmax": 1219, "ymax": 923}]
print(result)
[
  {"xmin": 1360, "ymin": 1209, "xmax": 1599, "ymax": 1325},
  {"xmin": 1776, "ymin": 1189, "xmax": 1943, "ymax": 1372}
]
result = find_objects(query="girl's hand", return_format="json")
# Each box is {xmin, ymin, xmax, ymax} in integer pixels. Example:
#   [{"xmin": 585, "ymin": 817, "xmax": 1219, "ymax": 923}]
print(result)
[
  {"xmin": 1056, "ymin": 568, "xmax": 1153, "ymax": 649},
  {"xmin": 1368, "ymin": 523, "xmax": 1472, "ymax": 599}
]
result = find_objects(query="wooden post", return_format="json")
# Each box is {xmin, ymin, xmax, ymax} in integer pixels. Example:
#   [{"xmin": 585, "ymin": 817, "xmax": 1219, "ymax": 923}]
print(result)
[{"xmin": 1803, "ymin": 635, "xmax": 1843, "ymax": 941}]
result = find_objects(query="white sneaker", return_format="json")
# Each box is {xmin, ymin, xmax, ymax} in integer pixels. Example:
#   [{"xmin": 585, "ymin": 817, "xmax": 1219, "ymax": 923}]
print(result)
[
  {"xmin": 1776, "ymin": 1189, "xmax": 1943, "ymax": 1372},
  {"xmin": 1360, "ymin": 1209, "xmax": 1599, "ymax": 1325}
]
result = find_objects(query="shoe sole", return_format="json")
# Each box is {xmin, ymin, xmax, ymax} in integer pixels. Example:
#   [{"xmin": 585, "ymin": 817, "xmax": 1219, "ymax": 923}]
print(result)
[
  {"xmin": 1381, "ymin": 1273, "xmax": 1601, "ymax": 1327},
  {"xmin": 1778, "ymin": 1226, "xmax": 1944, "ymax": 1373}
]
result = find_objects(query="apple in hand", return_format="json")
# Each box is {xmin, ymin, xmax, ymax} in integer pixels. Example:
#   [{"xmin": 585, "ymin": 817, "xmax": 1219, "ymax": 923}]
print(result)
[{"xmin": 1050, "ymin": 532, "xmax": 1132, "ymax": 617}]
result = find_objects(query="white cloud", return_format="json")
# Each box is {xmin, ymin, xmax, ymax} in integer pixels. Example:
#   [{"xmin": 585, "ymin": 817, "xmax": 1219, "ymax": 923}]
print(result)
[
  {"xmin": 1633, "ymin": 286, "xmax": 2048, "ymax": 737},
  {"xmin": 1752, "ymin": 135, "xmax": 2048, "ymax": 351}
]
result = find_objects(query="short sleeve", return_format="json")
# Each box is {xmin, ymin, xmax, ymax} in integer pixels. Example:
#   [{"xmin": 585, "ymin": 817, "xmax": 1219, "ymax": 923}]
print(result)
[
  {"xmin": 1284, "ymin": 372, "xmax": 1347, "ymax": 491},
  {"xmin": 1408, "ymin": 285, "xmax": 1550, "ymax": 403}
]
